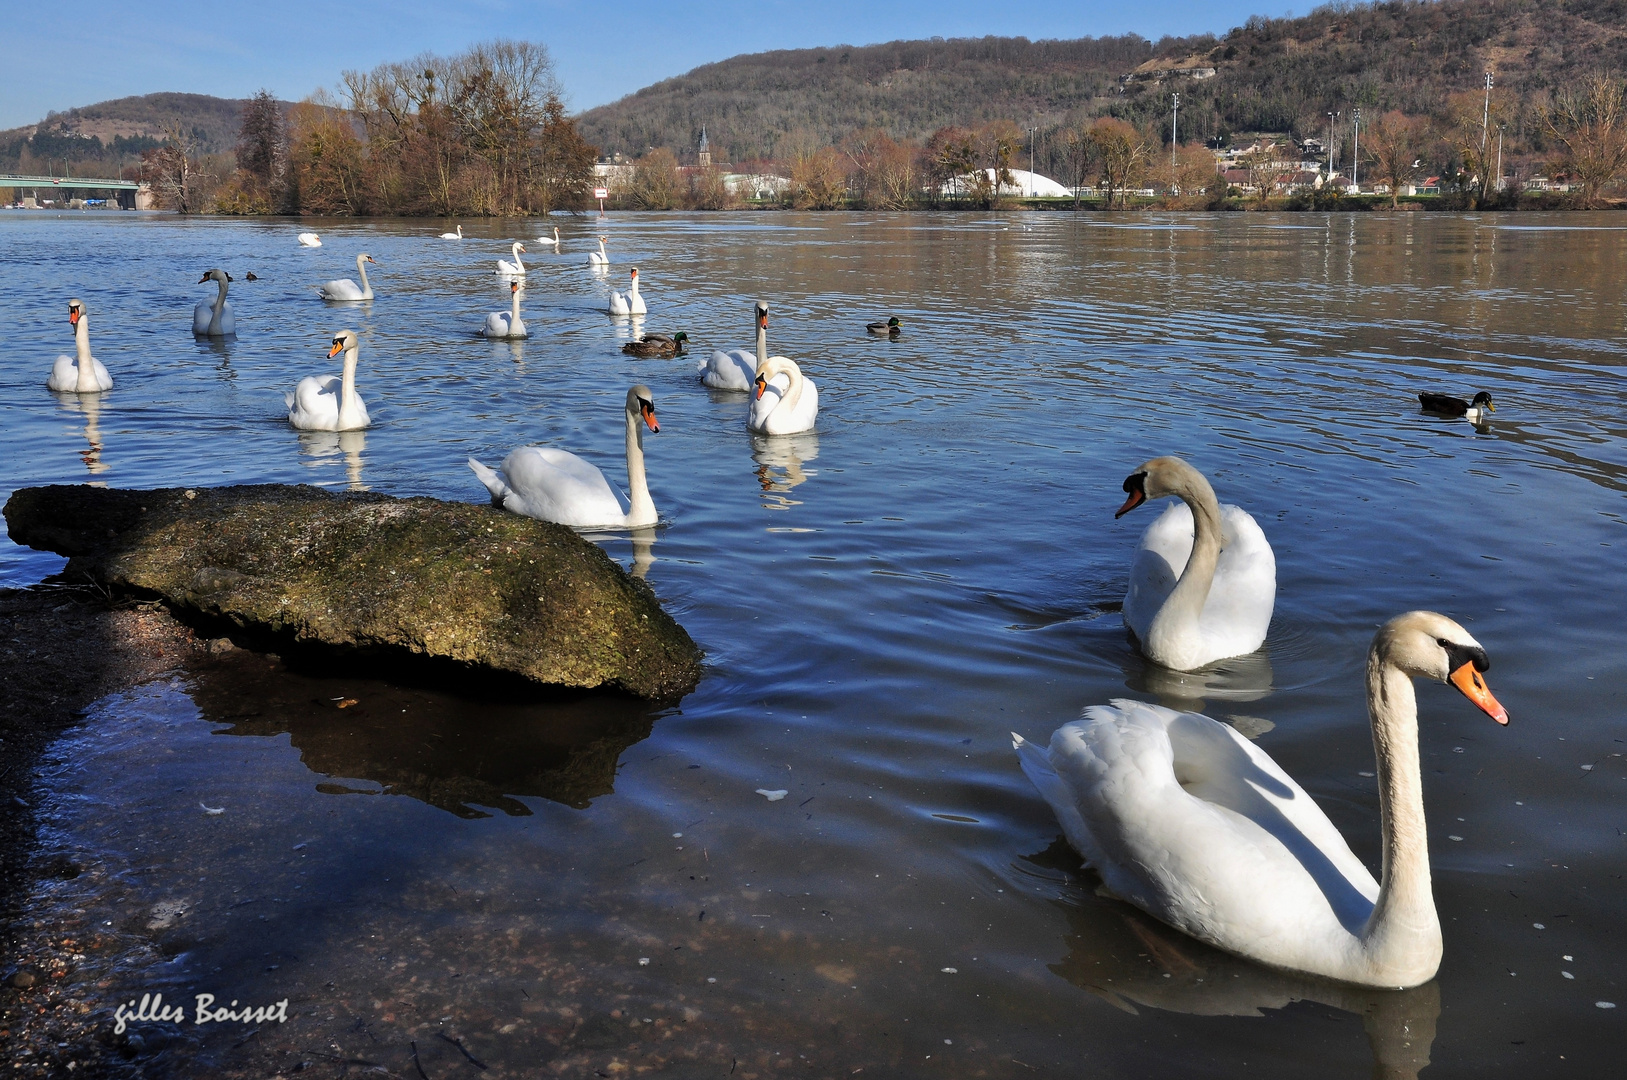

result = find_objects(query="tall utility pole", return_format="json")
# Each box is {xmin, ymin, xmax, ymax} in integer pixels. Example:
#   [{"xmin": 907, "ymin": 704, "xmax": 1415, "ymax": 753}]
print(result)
[
  {"xmin": 1351, "ymin": 108, "xmax": 1361, "ymax": 189},
  {"xmin": 1327, "ymin": 111, "xmax": 1339, "ymax": 177},
  {"xmin": 1496, "ymin": 124, "xmax": 1504, "ymax": 191},
  {"xmin": 1171, "ymin": 93, "xmax": 1180, "ymax": 187},
  {"xmin": 1481, "ymin": 71, "xmax": 1494, "ymax": 160},
  {"xmin": 1028, "ymin": 127, "xmax": 1036, "ymax": 196}
]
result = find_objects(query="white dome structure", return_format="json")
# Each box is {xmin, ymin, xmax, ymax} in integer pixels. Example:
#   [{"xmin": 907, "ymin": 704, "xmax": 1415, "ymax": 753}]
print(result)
[{"xmin": 941, "ymin": 169, "xmax": 1073, "ymax": 198}]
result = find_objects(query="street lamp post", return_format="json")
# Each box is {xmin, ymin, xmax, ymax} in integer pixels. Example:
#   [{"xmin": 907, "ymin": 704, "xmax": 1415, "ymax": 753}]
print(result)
[
  {"xmin": 1351, "ymin": 108, "xmax": 1361, "ymax": 190},
  {"xmin": 1171, "ymin": 92, "xmax": 1180, "ymax": 191},
  {"xmin": 1327, "ymin": 111, "xmax": 1339, "ymax": 178}
]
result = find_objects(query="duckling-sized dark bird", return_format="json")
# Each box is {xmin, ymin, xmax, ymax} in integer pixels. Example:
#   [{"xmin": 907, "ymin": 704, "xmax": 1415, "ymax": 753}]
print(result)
[
  {"xmin": 245, "ymin": 271, "xmax": 259, "ymax": 280},
  {"xmin": 622, "ymin": 331, "xmax": 689, "ymax": 358},
  {"xmin": 1419, "ymin": 390, "xmax": 1495, "ymax": 423},
  {"xmin": 867, "ymin": 316, "xmax": 902, "ymax": 336}
]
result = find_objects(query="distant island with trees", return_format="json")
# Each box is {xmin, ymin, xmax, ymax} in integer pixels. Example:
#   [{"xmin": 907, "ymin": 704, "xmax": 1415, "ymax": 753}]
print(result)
[{"xmin": 3, "ymin": 0, "xmax": 1625, "ymax": 214}]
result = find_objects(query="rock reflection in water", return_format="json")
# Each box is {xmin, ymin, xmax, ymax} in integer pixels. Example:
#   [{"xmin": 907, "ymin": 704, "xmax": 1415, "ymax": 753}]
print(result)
[
  {"xmin": 1039, "ymin": 846, "xmax": 1438, "ymax": 1079},
  {"xmin": 188, "ymin": 652, "xmax": 661, "ymax": 817},
  {"xmin": 296, "ymin": 428, "xmax": 368, "ymax": 490},
  {"xmin": 751, "ymin": 431, "xmax": 819, "ymax": 510}
]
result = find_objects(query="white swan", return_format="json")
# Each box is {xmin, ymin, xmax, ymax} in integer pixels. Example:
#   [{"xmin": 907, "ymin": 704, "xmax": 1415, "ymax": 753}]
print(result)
[
  {"xmin": 297, "ymin": 232, "xmax": 322, "ymax": 247},
  {"xmin": 537, "ymin": 226, "xmax": 560, "ymax": 249},
  {"xmin": 192, "ymin": 268, "xmax": 236, "ymax": 336},
  {"xmin": 699, "ymin": 300, "xmax": 768, "ymax": 390},
  {"xmin": 1116, "ymin": 456, "xmax": 1276, "ymax": 672},
  {"xmin": 286, "ymin": 329, "xmax": 371, "ymax": 431},
  {"xmin": 316, "ymin": 254, "xmax": 377, "ymax": 301},
  {"xmin": 47, "ymin": 299, "xmax": 113, "ymax": 393},
  {"xmin": 497, "ymin": 242, "xmax": 526, "ymax": 276},
  {"xmin": 1014, "ymin": 610, "xmax": 1509, "ymax": 989},
  {"xmin": 440, "ymin": 224, "xmax": 464, "ymax": 240},
  {"xmin": 587, "ymin": 235, "xmax": 609, "ymax": 266},
  {"xmin": 469, "ymin": 385, "xmax": 659, "ymax": 529},
  {"xmin": 480, "ymin": 280, "xmax": 528, "ymax": 339},
  {"xmin": 608, "ymin": 268, "xmax": 647, "ymax": 315},
  {"xmin": 749, "ymin": 356, "xmax": 818, "ymax": 435}
]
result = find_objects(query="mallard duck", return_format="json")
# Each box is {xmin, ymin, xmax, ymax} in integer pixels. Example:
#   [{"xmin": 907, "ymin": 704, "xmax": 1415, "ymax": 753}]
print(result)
[
  {"xmin": 1419, "ymin": 391, "xmax": 1494, "ymax": 422},
  {"xmin": 622, "ymin": 331, "xmax": 688, "ymax": 358},
  {"xmin": 867, "ymin": 316, "xmax": 902, "ymax": 335}
]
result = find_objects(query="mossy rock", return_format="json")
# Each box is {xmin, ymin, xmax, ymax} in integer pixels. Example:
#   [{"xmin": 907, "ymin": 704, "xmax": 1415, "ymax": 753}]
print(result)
[{"xmin": 4, "ymin": 484, "xmax": 702, "ymax": 701}]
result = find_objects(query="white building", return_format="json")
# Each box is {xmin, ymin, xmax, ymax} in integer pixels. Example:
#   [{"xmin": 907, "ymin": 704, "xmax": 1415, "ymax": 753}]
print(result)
[{"xmin": 941, "ymin": 169, "xmax": 1072, "ymax": 197}]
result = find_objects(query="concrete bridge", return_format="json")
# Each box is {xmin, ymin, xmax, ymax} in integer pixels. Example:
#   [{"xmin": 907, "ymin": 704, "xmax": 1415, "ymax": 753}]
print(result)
[{"xmin": 0, "ymin": 174, "xmax": 146, "ymax": 210}]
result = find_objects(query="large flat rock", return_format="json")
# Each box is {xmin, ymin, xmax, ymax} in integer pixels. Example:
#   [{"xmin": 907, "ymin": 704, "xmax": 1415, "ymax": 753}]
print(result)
[{"xmin": 4, "ymin": 484, "xmax": 702, "ymax": 701}]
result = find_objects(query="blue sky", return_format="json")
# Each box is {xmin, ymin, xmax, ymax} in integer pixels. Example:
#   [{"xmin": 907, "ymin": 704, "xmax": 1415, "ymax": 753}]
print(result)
[{"xmin": 1, "ymin": 0, "xmax": 1286, "ymax": 130}]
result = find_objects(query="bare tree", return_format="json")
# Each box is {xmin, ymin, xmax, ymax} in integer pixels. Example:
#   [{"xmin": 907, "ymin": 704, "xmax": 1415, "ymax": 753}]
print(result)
[
  {"xmin": 1543, "ymin": 74, "xmax": 1627, "ymax": 207},
  {"xmin": 630, "ymin": 148, "xmax": 681, "ymax": 209},
  {"xmin": 140, "ymin": 121, "xmax": 211, "ymax": 212},
  {"xmin": 1362, "ymin": 111, "xmax": 1426, "ymax": 208},
  {"xmin": 235, "ymin": 90, "xmax": 286, "ymax": 196},
  {"xmin": 783, "ymin": 129, "xmax": 846, "ymax": 209},
  {"xmin": 1087, "ymin": 117, "xmax": 1150, "ymax": 210}
]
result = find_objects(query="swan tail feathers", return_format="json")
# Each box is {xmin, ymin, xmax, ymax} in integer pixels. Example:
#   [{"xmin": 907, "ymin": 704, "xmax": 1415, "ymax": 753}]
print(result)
[
  {"xmin": 467, "ymin": 457, "xmax": 513, "ymax": 506},
  {"xmin": 1013, "ymin": 730, "xmax": 1103, "ymax": 870}
]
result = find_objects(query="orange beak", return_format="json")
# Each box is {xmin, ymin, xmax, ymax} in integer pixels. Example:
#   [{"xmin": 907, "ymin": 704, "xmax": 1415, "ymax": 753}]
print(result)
[
  {"xmin": 754, "ymin": 375, "xmax": 766, "ymax": 400},
  {"xmin": 758, "ymin": 313, "xmax": 768, "ymax": 329},
  {"xmin": 642, "ymin": 405, "xmax": 659, "ymax": 432},
  {"xmin": 69, "ymin": 308, "xmax": 81, "ymax": 326},
  {"xmin": 328, "ymin": 340, "xmax": 344, "ymax": 358},
  {"xmin": 1115, "ymin": 489, "xmax": 1146, "ymax": 518},
  {"xmin": 1449, "ymin": 661, "xmax": 1508, "ymax": 725}
]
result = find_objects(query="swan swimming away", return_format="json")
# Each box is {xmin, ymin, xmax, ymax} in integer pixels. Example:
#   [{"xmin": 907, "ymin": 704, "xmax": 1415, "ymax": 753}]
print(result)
[
  {"xmin": 286, "ymin": 329, "xmax": 371, "ymax": 431},
  {"xmin": 749, "ymin": 356, "xmax": 819, "ymax": 435},
  {"xmin": 537, "ymin": 226, "xmax": 560, "ymax": 249},
  {"xmin": 1116, "ymin": 456, "xmax": 1276, "ymax": 672},
  {"xmin": 47, "ymin": 298, "xmax": 113, "ymax": 393},
  {"xmin": 587, "ymin": 235, "xmax": 609, "ymax": 266},
  {"xmin": 297, "ymin": 232, "xmax": 322, "ymax": 247},
  {"xmin": 700, "ymin": 300, "xmax": 768, "ymax": 390},
  {"xmin": 469, "ymin": 386, "xmax": 660, "ymax": 529},
  {"xmin": 440, "ymin": 224, "xmax": 464, "ymax": 240},
  {"xmin": 316, "ymin": 254, "xmax": 378, "ymax": 301},
  {"xmin": 192, "ymin": 268, "xmax": 236, "ymax": 336},
  {"xmin": 480, "ymin": 280, "xmax": 528, "ymax": 339},
  {"xmin": 497, "ymin": 242, "xmax": 526, "ymax": 276},
  {"xmin": 608, "ymin": 268, "xmax": 647, "ymax": 315},
  {"xmin": 1014, "ymin": 610, "xmax": 1508, "ymax": 989}
]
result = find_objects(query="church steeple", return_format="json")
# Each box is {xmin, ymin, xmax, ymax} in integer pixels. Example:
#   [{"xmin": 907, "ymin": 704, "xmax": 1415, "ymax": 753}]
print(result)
[{"xmin": 698, "ymin": 126, "xmax": 711, "ymax": 168}]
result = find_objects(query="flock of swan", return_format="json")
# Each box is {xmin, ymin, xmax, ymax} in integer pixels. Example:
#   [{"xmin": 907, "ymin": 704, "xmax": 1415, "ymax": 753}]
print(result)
[{"xmin": 40, "ymin": 222, "xmax": 1511, "ymax": 996}]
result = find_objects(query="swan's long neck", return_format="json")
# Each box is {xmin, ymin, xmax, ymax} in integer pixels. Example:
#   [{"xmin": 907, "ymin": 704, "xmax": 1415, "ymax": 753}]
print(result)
[
  {"xmin": 338, "ymin": 345, "xmax": 361, "ymax": 422},
  {"xmin": 512, "ymin": 244, "xmax": 525, "ymax": 272},
  {"xmin": 1145, "ymin": 473, "xmax": 1224, "ymax": 659},
  {"xmin": 755, "ymin": 319, "xmax": 767, "ymax": 370},
  {"xmin": 74, "ymin": 315, "xmax": 95, "ymax": 389},
  {"xmin": 773, "ymin": 363, "xmax": 806, "ymax": 417},
  {"xmin": 209, "ymin": 277, "xmax": 228, "ymax": 334},
  {"xmin": 624, "ymin": 406, "xmax": 655, "ymax": 524},
  {"xmin": 511, "ymin": 289, "xmax": 522, "ymax": 321},
  {"xmin": 355, "ymin": 257, "xmax": 371, "ymax": 297},
  {"xmin": 629, "ymin": 275, "xmax": 641, "ymax": 300},
  {"xmin": 598, "ymin": 239, "xmax": 606, "ymax": 258},
  {"xmin": 1361, "ymin": 657, "xmax": 1440, "ymax": 975}
]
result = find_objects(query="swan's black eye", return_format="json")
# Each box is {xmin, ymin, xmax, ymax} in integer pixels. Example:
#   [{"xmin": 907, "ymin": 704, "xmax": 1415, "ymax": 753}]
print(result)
[{"xmin": 1437, "ymin": 638, "xmax": 1450, "ymax": 649}]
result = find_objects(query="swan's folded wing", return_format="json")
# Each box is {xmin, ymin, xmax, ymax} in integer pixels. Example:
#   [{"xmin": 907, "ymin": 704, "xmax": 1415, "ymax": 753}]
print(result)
[
  {"xmin": 47, "ymin": 355, "xmax": 77, "ymax": 392},
  {"xmin": 500, "ymin": 447, "xmax": 629, "ymax": 522},
  {"xmin": 1125, "ymin": 503, "xmax": 1191, "ymax": 639},
  {"xmin": 467, "ymin": 457, "xmax": 512, "ymax": 504},
  {"xmin": 1199, "ymin": 505, "xmax": 1276, "ymax": 652}
]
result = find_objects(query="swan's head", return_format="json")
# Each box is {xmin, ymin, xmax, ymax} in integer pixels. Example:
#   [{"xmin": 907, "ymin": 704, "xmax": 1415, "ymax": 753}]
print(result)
[
  {"xmin": 630, "ymin": 268, "xmax": 639, "ymax": 281},
  {"xmin": 510, "ymin": 280, "xmax": 524, "ymax": 294},
  {"xmin": 754, "ymin": 357, "xmax": 799, "ymax": 399},
  {"xmin": 328, "ymin": 329, "xmax": 360, "ymax": 359},
  {"xmin": 598, "ymin": 235, "xmax": 608, "ymax": 243},
  {"xmin": 1115, "ymin": 456, "xmax": 1212, "ymax": 518},
  {"xmin": 1470, "ymin": 391, "xmax": 1495, "ymax": 412},
  {"xmin": 198, "ymin": 268, "xmax": 232, "ymax": 284},
  {"xmin": 627, "ymin": 385, "xmax": 658, "ymax": 432},
  {"xmin": 359, "ymin": 254, "xmax": 377, "ymax": 265},
  {"xmin": 1373, "ymin": 611, "xmax": 1508, "ymax": 724},
  {"xmin": 68, "ymin": 298, "xmax": 85, "ymax": 325},
  {"xmin": 756, "ymin": 301, "xmax": 769, "ymax": 329}
]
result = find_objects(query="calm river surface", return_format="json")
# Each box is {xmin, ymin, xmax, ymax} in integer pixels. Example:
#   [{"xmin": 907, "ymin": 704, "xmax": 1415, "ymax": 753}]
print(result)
[{"xmin": 2, "ymin": 211, "xmax": 1624, "ymax": 1078}]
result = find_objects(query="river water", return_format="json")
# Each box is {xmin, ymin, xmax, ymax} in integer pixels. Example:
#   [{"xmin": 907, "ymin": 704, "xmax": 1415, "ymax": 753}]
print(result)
[{"xmin": 2, "ymin": 210, "xmax": 1624, "ymax": 1077}]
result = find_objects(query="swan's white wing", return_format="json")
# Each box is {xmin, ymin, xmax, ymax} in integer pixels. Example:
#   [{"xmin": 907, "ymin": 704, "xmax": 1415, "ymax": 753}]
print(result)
[
  {"xmin": 1022, "ymin": 700, "xmax": 1378, "ymax": 971},
  {"xmin": 319, "ymin": 279, "xmax": 363, "ymax": 301},
  {"xmin": 192, "ymin": 299, "xmax": 213, "ymax": 334},
  {"xmin": 495, "ymin": 446, "xmax": 628, "ymax": 527},
  {"xmin": 47, "ymin": 355, "xmax": 78, "ymax": 391},
  {"xmin": 1125, "ymin": 502, "xmax": 1190, "ymax": 641},
  {"xmin": 468, "ymin": 457, "xmax": 512, "ymax": 504},
  {"xmin": 288, "ymin": 374, "xmax": 341, "ymax": 429},
  {"xmin": 88, "ymin": 358, "xmax": 114, "ymax": 391},
  {"xmin": 1197, "ymin": 505, "xmax": 1276, "ymax": 659},
  {"xmin": 699, "ymin": 349, "xmax": 755, "ymax": 390},
  {"xmin": 482, "ymin": 312, "xmax": 509, "ymax": 337}
]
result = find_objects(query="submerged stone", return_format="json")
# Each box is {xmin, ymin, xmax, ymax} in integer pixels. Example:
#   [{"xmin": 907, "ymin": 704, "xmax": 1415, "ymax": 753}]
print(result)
[{"xmin": 4, "ymin": 484, "xmax": 702, "ymax": 701}]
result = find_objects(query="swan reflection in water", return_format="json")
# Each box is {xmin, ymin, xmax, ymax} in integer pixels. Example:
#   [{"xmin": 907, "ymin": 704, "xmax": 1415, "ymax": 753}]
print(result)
[
  {"xmin": 487, "ymin": 335, "xmax": 526, "ymax": 368},
  {"xmin": 55, "ymin": 391, "xmax": 110, "ymax": 482},
  {"xmin": 297, "ymin": 428, "xmax": 368, "ymax": 491},
  {"xmin": 1032, "ymin": 842, "xmax": 1439, "ymax": 1079},
  {"xmin": 751, "ymin": 431, "xmax": 819, "ymax": 510},
  {"xmin": 1122, "ymin": 647, "xmax": 1276, "ymax": 726},
  {"xmin": 192, "ymin": 333, "xmax": 234, "ymax": 374}
]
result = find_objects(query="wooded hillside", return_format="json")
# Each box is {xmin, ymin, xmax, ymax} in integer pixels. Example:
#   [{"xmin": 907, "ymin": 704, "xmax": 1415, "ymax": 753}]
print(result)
[
  {"xmin": 0, "ymin": 93, "xmax": 276, "ymax": 177},
  {"xmin": 576, "ymin": 0, "xmax": 1627, "ymax": 161}
]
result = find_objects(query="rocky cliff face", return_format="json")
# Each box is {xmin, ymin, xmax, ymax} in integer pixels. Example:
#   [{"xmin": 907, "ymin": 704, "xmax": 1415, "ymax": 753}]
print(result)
[{"xmin": 4, "ymin": 484, "xmax": 703, "ymax": 702}]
